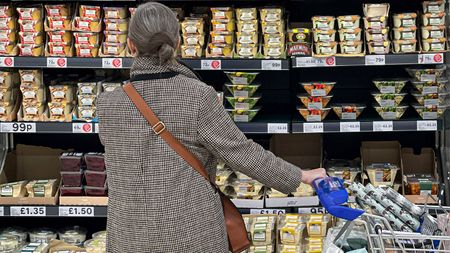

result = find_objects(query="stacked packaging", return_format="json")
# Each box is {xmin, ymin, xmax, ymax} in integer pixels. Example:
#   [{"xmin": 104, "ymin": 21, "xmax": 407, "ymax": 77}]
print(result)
[
  {"xmin": 261, "ymin": 8, "xmax": 284, "ymax": 58},
  {"xmin": 101, "ymin": 6, "xmax": 128, "ymax": 57},
  {"xmin": 364, "ymin": 3, "xmax": 390, "ymax": 54},
  {"xmin": 0, "ymin": 4, "xmax": 17, "ymax": 56},
  {"xmin": 18, "ymin": 69, "xmax": 47, "ymax": 121},
  {"xmin": 235, "ymin": 8, "xmax": 258, "ymax": 58},
  {"xmin": 311, "ymin": 16, "xmax": 336, "ymax": 56},
  {"xmin": 47, "ymin": 77, "xmax": 75, "ymax": 122},
  {"xmin": 0, "ymin": 70, "xmax": 19, "ymax": 121},
  {"xmin": 337, "ymin": 15, "xmax": 363, "ymax": 55},
  {"xmin": 420, "ymin": 0, "xmax": 446, "ymax": 52},
  {"xmin": 75, "ymin": 78, "xmax": 101, "ymax": 122},
  {"xmin": 44, "ymin": 4, "xmax": 73, "ymax": 57},
  {"xmin": 372, "ymin": 79, "xmax": 408, "ymax": 120},
  {"xmin": 17, "ymin": 5, "xmax": 44, "ymax": 57},
  {"xmin": 297, "ymin": 82, "xmax": 334, "ymax": 122},
  {"xmin": 243, "ymin": 215, "xmax": 277, "ymax": 253},
  {"xmin": 208, "ymin": 7, "xmax": 234, "ymax": 58},
  {"xmin": 392, "ymin": 12, "xmax": 418, "ymax": 53},
  {"xmin": 180, "ymin": 17, "xmax": 205, "ymax": 58},
  {"xmin": 73, "ymin": 5, "xmax": 102, "ymax": 57}
]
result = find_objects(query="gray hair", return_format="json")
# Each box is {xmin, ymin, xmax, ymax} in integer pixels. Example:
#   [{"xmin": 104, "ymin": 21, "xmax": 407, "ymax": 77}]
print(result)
[{"xmin": 128, "ymin": 2, "xmax": 180, "ymax": 64}]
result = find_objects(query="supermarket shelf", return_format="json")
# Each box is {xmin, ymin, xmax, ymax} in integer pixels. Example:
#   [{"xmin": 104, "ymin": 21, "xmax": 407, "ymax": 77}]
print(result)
[
  {"xmin": 0, "ymin": 205, "xmax": 107, "ymax": 217},
  {"xmin": 0, "ymin": 57, "xmax": 289, "ymax": 71},
  {"xmin": 234, "ymin": 115, "xmax": 291, "ymax": 134},
  {"xmin": 292, "ymin": 53, "xmax": 445, "ymax": 68},
  {"xmin": 292, "ymin": 119, "xmax": 443, "ymax": 133},
  {"xmin": 265, "ymin": 196, "xmax": 319, "ymax": 208}
]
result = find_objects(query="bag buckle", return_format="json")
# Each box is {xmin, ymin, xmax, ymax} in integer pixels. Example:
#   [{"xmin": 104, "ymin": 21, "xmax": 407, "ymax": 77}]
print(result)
[{"xmin": 152, "ymin": 121, "xmax": 166, "ymax": 135}]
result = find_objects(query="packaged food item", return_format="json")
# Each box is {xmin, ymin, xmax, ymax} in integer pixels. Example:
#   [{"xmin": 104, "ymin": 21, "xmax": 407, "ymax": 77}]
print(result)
[
  {"xmin": 211, "ymin": 19, "xmax": 235, "ymax": 32},
  {"xmin": 332, "ymin": 104, "xmax": 365, "ymax": 120},
  {"xmin": 248, "ymin": 245, "xmax": 273, "ymax": 253},
  {"xmin": 413, "ymin": 104, "xmax": 446, "ymax": 119},
  {"xmin": 20, "ymin": 85, "xmax": 46, "ymax": 102},
  {"xmin": 47, "ymin": 42, "xmax": 72, "ymax": 57},
  {"xmin": 75, "ymin": 44, "xmax": 99, "ymax": 57},
  {"xmin": 84, "ymin": 153, "xmax": 105, "ymax": 171},
  {"xmin": 374, "ymin": 105, "xmax": 408, "ymax": 120},
  {"xmin": 236, "ymin": 20, "xmax": 258, "ymax": 33},
  {"xmin": 48, "ymin": 101, "xmax": 72, "ymax": 121},
  {"xmin": 393, "ymin": 39, "xmax": 417, "ymax": 53},
  {"xmin": 61, "ymin": 170, "xmax": 83, "ymax": 187},
  {"xmin": 60, "ymin": 186, "xmax": 83, "ymax": 196},
  {"xmin": 0, "ymin": 101, "xmax": 15, "ymax": 120},
  {"xmin": 59, "ymin": 226, "xmax": 87, "ymax": 246},
  {"xmin": 298, "ymin": 94, "xmax": 333, "ymax": 109},
  {"xmin": 423, "ymin": 1, "xmax": 444, "ymax": 13},
  {"xmin": 422, "ymin": 12, "xmax": 445, "ymax": 26},
  {"xmin": 339, "ymin": 41, "xmax": 363, "ymax": 54},
  {"xmin": 0, "ymin": 17, "xmax": 17, "ymax": 31},
  {"xmin": 367, "ymin": 41, "xmax": 390, "ymax": 54},
  {"xmin": 21, "ymin": 100, "xmax": 45, "ymax": 121},
  {"xmin": 406, "ymin": 66, "xmax": 446, "ymax": 82},
  {"xmin": 325, "ymin": 159, "xmax": 360, "ymax": 182},
  {"xmin": 235, "ymin": 43, "xmax": 258, "ymax": 58},
  {"xmin": 78, "ymin": 95, "xmax": 96, "ymax": 107},
  {"xmin": 46, "ymin": 16, "xmax": 71, "ymax": 31},
  {"xmin": 307, "ymin": 214, "xmax": 330, "ymax": 236},
  {"xmin": 314, "ymin": 41, "xmax": 337, "ymax": 55},
  {"xmin": 372, "ymin": 92, "xmax": 407, "ymax": 107},
  {"xmin": 385, "ymin": 187, "xmax": 424, "ymax": 217},
  {"xmin": 405, "ymin": 174, "xmax": 438, "ymax": 195},
  {"xmin": 249, "ymin": 216, "xmax": 276, "ymax": 245},
  {"xmin": 393, "ymin": 13, "xmax": 417, "ymax": 28},
  {"xmin": 26, "ymin": 179, "xmax": 57, "ymax": 197},
  {"xmin": 60, "ymin": 152, "xmax": 83, "ymax": 172},
  {"xmin": 79, "ymin": 5, "xmax": 101, "ymax": 19},
  {"xmin": 102, "ymin": 82, "xmax": 121, "ymax": 92},
  {"xmin": 278, "ymin": 244, "xmax": 301, "ymax": 253},
  {"xmin": 18, "ymin": 19, "xmax": 44, "ymax": 33},
  {"xmin": 48, "ymin": 31, "xmax": 72, "ymax": 43},
  {"xmin": 297, "ymin": 107, "xmax": 331, "ymax": 122},
  {"xmin": 337, "ymin": 15, "xmax": 360, "ymax": 29},
  {"xmin": 236, "ymin": 32, "xmax": 258, "ymax": 44},
  {"xmin": 104, "ymin": 31, "xmax": 127, "ymax": 44},
  {"xmin": 181, "ymin": 45, "xmax": 202, "ymax": 58},
  {"xmin": 225, "ymin": 84, "xmax": 260, "ymax": 98},
  {"xmin": 312, "ymin": 16, "xmax": 335, "ymax": 30},
  {"xmin": 19, "ymin": 69, "xmax": 42, "ymax": 85},
  {"xmin": 104, "ymin": 18, "xmax": 128, "ymax": 32},
  {"xmin": 207, "ymin": 43, "xmax": 232, "ymax": 58},
  {"xmin": 73, "ymin": 17, "xmax": 101, "ymax": 32},
  {"xmin": 410, "ymin": 79, "xmax": 448, "ymax": 94},
  {"xmin": 261, "ymin": 21, "xmax": 284, "ymax": 34},
  {"xmin": 0, "ymin": 88, "xmax": 18, "ymax": 103},
  {"xmin": 226, "ymin": 96, "xmax": 260, "ymax": 110},
  {"xmin": 412, "ymin": 92, "xmax": 447, "ymax": 106},
  {"xmin": 288, "ymin": 28, "xmax": 311, "ymax": 43},
  {"xmin": 45, "ymin": 4, "xmax": 70, "ymax": 17},
  {"xmin": 365, "ymin": 163, "xmax": 399, "ymax": 187},
  {"xmin": 304, "ymin": 237, "xmax": 324, "ymax": 252},
  {"xmin": 210, "ymin": 31, "xmax": 233, "ymax": 44},
  {"xmin": 236, "ymin": 8, "xmax": 257, "ymax": 21},
  {"xmin": 85, "ymin": 185, "xmax": 108, "ymax": 196},
  {"xmin": 103, "ymin": 6, "xmax": 128, "ymax": 19},
  {"xmin": 101, "ymin": 42, "xmax": 126, "ymax": 56},
  {"xmin": 226, "ymin": 108, "xmax": 260, "ymax": 122},
  {"xmin": 30, "ymin": 229, "xmax": 56, "ymax": 243},
  {"xmin": 0, "ymin": 4, "xmax": 14, "ymax": 18},
  {"xmin": 263, "ymin": 45, "xmax": 284, "ymax": 58},
  {"xmin": 19, "ymin": 43, "xmax": 44, "ymax": 56},
  {"xmin": 301, "ymin": 82, "xmax": 334, "ymax": 96},
  {"xmin": 364, "ymin": 17, "xmax": 387, "ymax": 29},
  {"xmin": 422, "ymin": 38, "xmax": 446, "ymax": 52},
  {"xmin": 211, "ymin": 7, "xmax": 233, "ymax": 20},
  {"xmin": 49, "ymin": 85, "xmax": 74, "ymax": 102},
  {"xmin": 0, "ymin": 30, "xmax": 17, "ymax": 43},
  {"xmin": 78, "ymin": 81, "xmax": 99, "ymax": 95},
  {"xmin": 73, "ymin": 32, "xmax": 100, "ymax": 45},
  {"xmin": 393, "ymin": 27, "xmax": 417, "ymax": 40},
  {"xmin": 338, "ymin": 28, "xmax": 362, "ymax": 41},
  {"xmin": 19, "ymin": 31, "xmax": 44, "ymax": 45},
  {"xmin": 20, "ymin": 242, "xmax": 50, "ymax": 252},
  {"xmin": 313, "ymin": 29, "xmax": 336, "ymax": 43},
  {"xmin": 0, "ymin": 180, "xmax": 27, "ymax": 197},
  {"xmin": 421, "ymin": 26, "xmax": 445, "ymax": 40},
  {"xmin": 260, "ymin": 8, "xmax": 282, "ymax": 22},
  {"xmin": 0, "ymin": 235, "xmax": 20, "ymax": 252},
  {"xmin": 85, "ymin": 170, "xmax": 106, "ymax": 187},
  {"xmin": 0, "ymin": 42, "xmax": 17, "ymax": 56},
  {"xmin": 181, "ymin": 18, "xmax": 204, "ymax": 34},
  {"xmin": 48, "ymin": 239, "xmax": 85, "ymax": 253},
  {"xmin": 287, "ymin": 42, "xmax": 311, "ymax": 56},
  {"xmin": 264, "ymin": 33, "xmax": 285, "ymax": 46},
  {"xmin": 0, "ymin": 227, "xmax": 28, "ymax": 245},
  {"xmin": 365, "ymin": 28, "xmax": 389, "ymax": 41},
  {"xmin": 17, "ymin": 6, "xmax": 43, "ymax": 21},
  {"xmin": 77, "ymin": 106, "xmax": 96, "ymax": 121},
  {"xmin": 92, "ymin": 231, "xmax": 106, "ymax": 240},
  {"xmin": 84, "ymin": 238, "xmax": 106, "ymax": 253}
]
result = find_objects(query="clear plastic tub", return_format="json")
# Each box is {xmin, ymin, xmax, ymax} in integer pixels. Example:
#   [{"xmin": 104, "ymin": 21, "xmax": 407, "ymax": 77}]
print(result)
[
  {"xmin": 410, "ymin": 79, "xmax": 448, "ymax": 94},
  {"xmin": 374, "ymin": 104, "xmax": 408, "ymax": 120},
  {"xmin": 29, "ymin": 228, "xmax": 56, "ymax": 244},
  {"xmin": 85, "ymin": 170, "xmax": 106, "ymax": 187},
  {"xmin": 372, "ymin": 79, "xmax": 407, "ymax": 94},
  {"xmin": 84, "ymin": 238, "xmax": 106, "ymax": 253},
  {"xmin": 332, "ymin": 104, "xmax": 365, "ymax": 120},
  {"xmin": 92, "ymin": 231, "xmax": 106, "ymax": 240},
  {"xmin": 365, "ymin": 163, "xmax": 399, "ymax": 187},
  {"xmin": 300, "ymin": 82, "xmax": 335, "ymax": 97},
  {"xmin": 59, "ymin": 226, "xmax": 87, "ymax": 246},
  {"xmin": 0, "ymin": 227, "xmax": 27, "ymax": 246},
  {"xmin": 60, "ymin": 152, "xmax": 83, "ymax": 172},
  {"xmin": 60, "ymin": 186, "xmax": 84, "ymax": 196},
  {"xmin": 85, "ymin": 185, "xmax": 107, "ymax": 196},
  {"xmin": 413, "ymin": 104, "xmax": 447, "ymax": 119},
  {"xmin": 226, "ymin": 96, "xmax": 260, "ymax": 110},
  {"xmin": 372, "ymin": 92, "xmax": 407, "ymax": 107},
  {"xmin": 225, "ymin": 72, "xmax": 259, "ymax": 85},
  {"xmin": 61, "ymin": 170, "xmax": 83, "ymax": 187},
  {"xmin": 325, "ymin": 159, "xmax": 361, "ymax": 182},
  {"xmin": 406, "ymin": 66, "xmax": 446, "ymax": 82},
  {"xmin": 0, "ymin": 235, "xmax": 20, "ymax": 252},
  {"xmin": 84, "ymin": 153, "xmax": 105, "ymax": 171},
  {"xmin": 298, "ymin": 94, "xmax": 333, "ymax": 109},
  {"xmin": 225, "ymin": 83, "xmax": 260, "ymax": 98},
  {"xmin": 297, "ymin": 107, "xmax": 331, "ymax": 122},
  {"xmin": 226, "ymin": 108, "xmax": 260, "ymax": 122}
]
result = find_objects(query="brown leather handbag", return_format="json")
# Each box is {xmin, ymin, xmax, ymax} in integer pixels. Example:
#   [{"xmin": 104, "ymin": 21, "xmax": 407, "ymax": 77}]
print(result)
[{"xmin": 123, "ymin": 83, "xmax": 251, "ymax": 253}]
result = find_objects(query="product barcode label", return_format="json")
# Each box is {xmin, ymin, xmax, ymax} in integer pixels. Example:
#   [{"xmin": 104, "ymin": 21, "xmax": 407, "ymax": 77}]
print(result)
[
  {"xmin": 1, "ymin": 123, "xmax": 36, "ymax": 133},
  {"xmin": 373, "ymin": 121, "xmax": 393, "ymax": 132},
  {"xmin": 365, "ymin": 55, "xmax": 385, "ymax": 65},
  {"xmin": 417, "ymin": 120, "xmax": 437, "ymax": 131},
  {"xmin": 47, "ymin": 57, "xmax": 67, "ymax": 68},
  {"xmin": 340, "ymin": 122, "xmax": 360, "ymax": 132},
  {"xmin": 261, "ymin": 60, "xmax": 282, "ymax": 70},
  {"xmin": 250, "ymin": 209, "xmax": 286, "ymax": 215},
  {"xmin": 267, "ymin": 123, "xmax": 288, "ymax": 133},
  {"xmin": 303, "ymin": 123, "xmax": 324, "ymax": 133},
  {"xmin": 102, "ymin": 58, "xmax": 123, "ymax": 68},
  {"xmin": 10, "ymin": 206, "xmax": 46, "ymax": 216},
  {"xmin": 0, "ymin": 57, "xmax": 14, "ymax": 67},
  {"xmin": 59, "ymin": 206, "xmax": 94, "ymax": 217}
]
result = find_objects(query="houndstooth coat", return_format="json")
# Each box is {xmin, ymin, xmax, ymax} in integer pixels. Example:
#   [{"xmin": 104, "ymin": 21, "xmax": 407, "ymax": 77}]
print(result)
[{"xmin": 97, "ymin": 57, "xmax": 302, "ymax": 253}]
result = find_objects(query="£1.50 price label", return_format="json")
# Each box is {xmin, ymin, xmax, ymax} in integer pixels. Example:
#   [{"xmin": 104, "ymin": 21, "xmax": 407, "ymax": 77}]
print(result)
[
  {"xmin": 250, "ymin": 209, "xmax": 286, "ymax": 215},
  {"xmin": 1, "ymin": 122, "xmax": 36, "ymax": 133},
  {"xmin": 59, "ymin": 206, "xmax": 94, "ymax": 217},
  {"xmin": 47, "ymin": 57, "xmax": 67, "ymax": 68},
  {"xmin": 10, "ymin": 206, "xmax": 46, "ymax": 216},
  {"xmin": 261, "ymin": 60, "xmax": 282, "ymax": 70}
]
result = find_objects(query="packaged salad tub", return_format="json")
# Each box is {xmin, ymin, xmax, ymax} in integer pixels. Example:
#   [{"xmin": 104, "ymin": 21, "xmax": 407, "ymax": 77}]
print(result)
[
  {"xmin": 300, "ymin": 82, "xmax": 335, "ymax": 97},
  {"xmin": 332, "ymin": 104, "xmax": 365, "ymax": 120},
  {"xmin": 226, "ymin": 108, "xmax": 260, "ymax": 122},
  {"xmin": 298, "ymin": 94, "xmax": 333, "ymax": 110},
  {"xmin": 365, "ymin": 163, "xmax": 399, "ymax": 187},
  {"xmin": 374, "ymin": 104, "xmax": 408, "ymax": 120},
  {"xmin": 84, "ymin": 238, "xmax": 106, "ymax": 253},
  {"xmin": 413, "ymin": 104, "xmax": 446, "ymax": 119},
  {"xmin": 372, "ymin": 92, "xmax": 407, "ymax": 107},
  {"xmin": 59, "ymin": 226, "xmax": 87, "ymax": 246},
  {"xmin": 226, "ymin": 96, "xmax": 260, "ymax": 110},
  {"xmin": 406, "ymin": 66, "xmax": 446, "ymax": 82},
  {"xmin": 372, "ymin": 79, "xmax": 407, "ymax": 94},
  {"xmin": 411, "ymin": 92, "xmax": 448, "ymax": 106},
  {"xmin": 0, "ymin": 227, "xmax": 27, "ymax": 246},
  {"xmin": 410, "ymin": 79, "xmax": 448, "ymax": 94},
  {"xmin": 225, "ymin": 72, "xmax": 259, "ymax": 85},
  {"xmin": 29, "ymin": 228, "xmax": 56, "ymax": 244},
  {"xmin": 0, "ymin": 235, "xmax": 20, "ymax": 252},
  {"xmin": 297, "ymin": 107, "xmax": 331, "ymax": 122},
  {"xmin": 225, "ymin": 83, "xmax": 260, "ymax": 98}
]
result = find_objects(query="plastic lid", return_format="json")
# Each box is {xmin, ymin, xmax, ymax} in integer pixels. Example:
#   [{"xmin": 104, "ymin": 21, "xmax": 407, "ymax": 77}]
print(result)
[{"xmin": 92, "ymin": 230, "xmax": 107, "ymax": 240}]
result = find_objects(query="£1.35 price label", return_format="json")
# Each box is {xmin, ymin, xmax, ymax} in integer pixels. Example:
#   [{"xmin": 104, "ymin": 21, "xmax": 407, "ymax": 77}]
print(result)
[
  {"xmin": 102, "ymin": 58, "xmax": 123, "ymax": 68},
  {"xmin": 267, "ymin": 123, "xmax": 288, "ymax": 133},
  {"xmin": 47, "ymin": 57, "xmax": 67, "ymax": 68},
  {"xmin": 250, "ymin": 209, "xmax": 286, "ymax": 215},
  {"xmin": 261, "ymin": 60, "xmax": 282, "ymax": 70},
  {"xmin": 1, "ymin": 122, "xmax": 36, "ymax": 133},
  {"xmin": 59, "ymin": 206, "xmax": 94, "ymax": 217},
  {"xmin": 10, "ymin": 206, "xmax": 46, "ymax": 216}
]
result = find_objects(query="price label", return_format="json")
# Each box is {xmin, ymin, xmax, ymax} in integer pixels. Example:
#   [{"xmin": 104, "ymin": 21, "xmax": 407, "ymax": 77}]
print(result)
[
  {"xmin": 267, "ymin": 123, "xmax": 288, "ymax": 133},
  {"xmin": 298, "ymin": 207, "xmax": 328, "ymax": 214},
  {"xmin": 10, "ymin": 206, "xmax": 46, "ymax": 216},
  {"xmin": 295, "ymin": 57, "xmax": 336, "ymax": 67},
  {"xmin": 365, "ymin": 55, "xmax": 386, "ymax": 65},
  {"xmin": 59, "ymin": 206, "xmax": 94, "ymax": 217},
  {"xmin": 303, "ymin": 123, "xmax": 324, "ymax": 133},
  {"xmin": 47, "ymin": 57, "xmax": 67, "ymax": 68},
  {"xmin": 418, "ymin": 53, "xmax": 444, "ymax": 64},
  {"xmin": 0, "ymin": 57, "xmax": 14, "ymax": 67},
  {"xmin": 94, "ymin": 123, "xmax": 99, "ymax": 133},
  {"xmin": 72, "ymin": 123, "xmax": 93, "ymax": 133},
  {"xmin": 102, "ymin": 58, "xmax": 123, "ymax": 68},
  {"xmin": 201, "ymin": 60, "xmax": 221, "ymax": 70},
  {"xmin": 250, "ymin": 209, "xmax": 286, "ymax": 215},
  {"xmin": 340, "ymin": 122, "xmax": 360, "ymax": 132},
  {"xmin": 373, "ymin": 121, "xmax": 393, "ymax": 132},
  {"xmin": 0, "ymin": 206, "xmax": 3, "ymax": 216},
  {"xmin": 417, "ymin": 120, "xmax": 437, "ymax": 131},
  {"xmin": 261, "ymin": 60, "xmax": 282, "ymax": 70},
  {"xmin": 1, "ymin": 122, "xmax": 36, "ymax": 133}
]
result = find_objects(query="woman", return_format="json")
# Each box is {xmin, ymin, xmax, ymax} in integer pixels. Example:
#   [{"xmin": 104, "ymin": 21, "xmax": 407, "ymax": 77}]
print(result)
[{"xmin": 98, "ymin": 2, "xmax": 326, "ymax": 252}]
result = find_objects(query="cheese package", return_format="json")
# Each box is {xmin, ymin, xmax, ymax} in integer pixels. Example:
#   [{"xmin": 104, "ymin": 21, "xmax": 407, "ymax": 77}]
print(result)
[
  {"xmin": 19, "ymin": 31, "xmax": 44, "ymax": 45},
  {"xmin": 0, "ymin": 42, "xmax": 17, "ymax": 56},
  {"xmin": 46, "ymin": 42, "xmax": 73, "ymax": 57},
  {"xmin": 103, "ymin": 7, "xmax": 128, "ymax": 19},
  {"xmin": 101, "ymin": 42, "xmax": 126, "ymax": 56},
  {"xmin": 49, "ymin": 85, "xmax": 74, "ymax": 102},
  {"xmin": 75, "ymin": 44, "xmax": 99, "ymax": 57},
  {"xmin": 48, "ymin": 239, "xmax": 85, "ymax": 252},
  {"xmin": 236, "ymin": 8, "xmax": 257, "ymax": 21},
  {"xmin": 104, "ymin": 31, "xmax": 127, "ymax": 44},
  {"xmin": 45, "ymin": 4, "xmax": 71, "ymax": 17},
  {"xmin": 104, "ymin": 18, "xmax": 129, "ymax": 32},
  {"xmin": 48, "ymin": 31, "xmax": 72, "ymax": 43},
  {"xmin": 19, "ymin": 69, "xmax": 43, "ymax": 86},
  {"xmin": 20, "ymin": 242, "xmax": 50, "ymax": 253},
  {"xmin": 78, "ymin": 95, "xmax": 96, "ymax": 106},
  {"xmin": 21, "ymin": 101, "xmax": 46, "ymax": 121},
  {"xmin": 249, "ymin": 216, "xmax": 276, "ymax": 246},
  {"xmin": 0, "ymin": 17, "xmax": 17, "ymax": 30},
  {"xmin": 0, "ymin": 30, "xmax": 17, "ymax": 43},
  {"xmin": 0, "ymin": 235, "xmax": 21, "ymax": 252},
  {"xmin": 0, "ymin": 4, "xmax": 14, "ymax": 18},
  {"xmin": 211, "ymin": 19, "xmax": 235, "ymax": 32},
  {"xmin": 26, "ymin": 179, "xmax": 58, "ymax": 197},
  {"xmin": 0, "ymin": 180, "xmax": 28, "ymax": 197},
  {"xmin": 18, "ymin": 19, "xmax": 44, "ymax": 33},
  {"xmin": 181, "ymin": 45, "xmax": 202, "ymax": 58},
  {"xmin": 79, "ymin": 5, "xmax": 101, "ymax": 19},
  {"xmin": 260, "ymin": 8, "xmax": 283, "ymax": 22},
  {"xmin": 19, "ymin": 43, "xmax": 44, "ymax": 56},
  {"xmin": 181, "ymin": 18, "xmax": 204, "ymax": 34},
  {"xmin": 0, "ymin": 101, "xmax": 15, "ymax": 120},
  {"xmin": 73, "ymin": 32, "xmax": 100, "ymax": 45},
  {"xmin": 77, "ymin": 106, "xmax": 96, "ymax": 120},
  {"xmin": 48, "ymin": 101, "xmax": 72, "ymax": 122},
  {"xmin": 17, "ymin": 5, "xmax": 43, "ymax": 21},
  {"xmin": 73, "ymin": 17, "xmax": 101, "ymax": 32},
  {"xmin": 46, "ymin": 16, "xmax": 72, "ymax": 31},
  {"xmin": 306, "ymin": 214, "xmax": 331, "ymax": 237}
]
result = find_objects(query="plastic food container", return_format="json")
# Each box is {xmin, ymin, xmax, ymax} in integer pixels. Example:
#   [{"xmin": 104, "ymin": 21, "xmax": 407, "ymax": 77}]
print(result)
[
  {"xmin": 301, "ymin": 82, "xmax": 335, "ymax": 96},
  {"xmin": 59, "ymin": 226, "xmax": 87, "ymax": 246},
  {"xmin": 278, "ymin": 221, "xmax": 305, "ymax": 245},
  {"xmin": 339, "ymin": 41, "xmax": 363, "ymax": 54},
  {"xmin": 260, "ymin": 8, "xmax": 282, "ymax": 22},
  {"xmin": 411, "ymin": 79, "xmax": 448, "ymax": 94},
  {"xmin": 60, "ymin": 186, "xmax": 84, "ymax": 196},
  {"xmin": 365, "ymin": 28, "xmax": 389, "ymax": 42},
  {"xmin": 422, "ymin": 38, "xmax": 446, "ymax": 52},
  {"xmin": 372, "ymin": 92, "xmax": 407, "ymax": 107},
  {"xmin": 0, "ymin": 180, "xmax": 27, "ymax": 197},
  {"xmin": 312, "ymin": 16, "xmax": 335, "ymax": 29},
  {"xmin": 29, "ymin": 229, "xmax": 56, "ymax": 244},
  {"xmin": 92, "ymin": 231, "xmax": 106, "ymax": 240},
  {"xmin": 84, "ymin": 238, "xmax": 106, "ymax": 253},
  {"xmin": 332, "ymin": 104, "xmax": 365, "ymax": 120},
  {"xmin": 75, "ymin": 44, "xmax": 99, "ymax": 57},
  {"xmin": 393, "ymin": 27, "xmax": 417, "ymax": 40},
  {"xmin": 104, "ymin": 31, "xmax": 128, "ymax": 44},
  {"xmin": 337, "ymin": 15, "xmax": 360, "ymax": 29},
  {"xmin": 298, "ymin": 94, "xmax": 333, "ymax": 109},
  {"xmin": 405, "ymin": 174, "xmax": 438, "ymax": 195},
  {"xmin": 423, "ymin": 1, "xmax": 445, "ymax": 13},
  {"xmin": 235, "ymin": 43, "xmax": 258, "ymax": 58},
  {"xmin": 84, "ymin": 153, "xmax": 105, "ymax": 171},
  {"xmin": 413, "ymin": 104, "xmax": 446, "ymax": 119},
  {"xmin": 226, "ymin": 96, "xmax": 260, "ymax": 110},
  {"xmin": 372, "ymin": 79, "xmax": 407, "ymax": 94},
  {"xmin": 306, "ymin": 214, "xmax": 330, "ymax": 236},
  {"xmin": 0, "ymin": 235, "xmax": 20, "ymax": 252},
  {"xmin": 393, "ymin": 39, "xmax": 417, "ymax": 53},
  {"xmin": 226, "ymin": 108, "xmax": 260, "ymax": 122},
  {"xmin": 366, "ymin": 163, "xmax": 399, "ymax": 187},
  {"xmin": 368, "ymin": 41, "xmax": 390, "ymax": 54},
  {"xmin": 406, "ymin": 66, "xmax": 446, "ymax": 82},
  {"xmin": 313, "ymin": 29, "xmax": 336, "ymax": 43},
  {"xmin": 236, "ymin": 8, "xmax": 257, "ymax": 21},
  {"xmin": 0, "ymin": 227, "xmax": 27, "ymax": 245},
  {"xmin": 85, "ymin": 170, "xmax": 106, "ymax": 187},
  {"xmin": 338, "ymin": 28, "xmax": 362, "ymax": 41},
  {"xmin": 85, "ymin": 185, "xmax": 108, "ymax": 196},
  {"xmin": 225, "ymin": 72, "xmax": 259, "ymax": 85},
  {"xmin": 225, "ymin": 83, "xmax": 260, "ymax": 98},
  {"xmin": 236, "ymin": 32, "xmax": 258, "ymax": 44},
  {"xmin": 181, "ymin": 45, "xmax": 202, "ymax": 58},
  {"xmin": 60, "ymin": 152, "xmax": 83, "ymax": 172},
  {"xmin": 325, "ymin": 159, "xmax": 360, "ymax": 182},
  {"xmin": 374, "ymin": 105, "xmax": 408, "ymax": 120},
  {"xmin": 0, "ymin": 30, "xmax": 16, "ymax": 43},
  {"xmin": 73, "ymin": 32, "xmax": 101, "ymax": 45},
  {"xmin": 103, "ymin": 6, "xmax": 128, "ymax": 19},
  {"xmin": 61, "ymin": 170, "xmax": 83, "ymax": 187},
  {"xmin": 421, "ymin": 26, "xmax": 445, "ymax": 40},
  {"xmin": 297, "ymin": 107, "xmax": 331, "ymax": 122},
  {"xmin": 422, "ymin": 13, "xmax": 445, "ymax": 26},
  {"xmin": 393, "ymin": 13, "xmax": 417, "ymax": 28},
  {"xmin": 314, "ymin": 41, "xmax": 337, "ymax": 55},
  {"xmin": 411, "ymin": 92, "xmax": 447, "ymax": 106}
]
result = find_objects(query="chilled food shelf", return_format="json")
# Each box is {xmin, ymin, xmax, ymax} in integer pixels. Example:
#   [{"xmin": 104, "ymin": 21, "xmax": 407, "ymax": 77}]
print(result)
[
  {"xmin": 0, "ymin": 205, "xmax": 107, "ymax": 217},
  {"xmin": 234, "ymin": 115, "xmax": 291, "ymax": 134},
  {"xmin": 292, "ymin": 53, "xmax": 445, "ymax": 68}
]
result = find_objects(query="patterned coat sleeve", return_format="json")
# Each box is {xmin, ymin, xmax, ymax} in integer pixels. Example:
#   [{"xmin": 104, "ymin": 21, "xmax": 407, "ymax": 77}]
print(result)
[{"xmin": 197, "ymin": 86, "xmax": 302, "ymax": 194}]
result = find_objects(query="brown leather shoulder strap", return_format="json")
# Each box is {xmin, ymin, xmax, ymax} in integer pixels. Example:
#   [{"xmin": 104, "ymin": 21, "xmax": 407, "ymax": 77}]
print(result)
[{"xmin": 123, "ymin": 83, "xmax": 210, "ymax": 181}]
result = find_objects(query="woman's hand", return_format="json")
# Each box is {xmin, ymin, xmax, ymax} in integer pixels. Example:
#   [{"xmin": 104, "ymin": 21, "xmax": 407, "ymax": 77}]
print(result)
[{"xmin": 301, "ymin": 168, "xmax": 327, "ymax": 185}]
